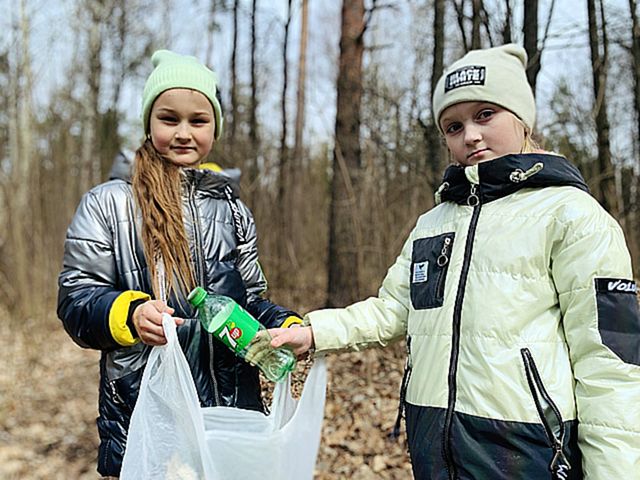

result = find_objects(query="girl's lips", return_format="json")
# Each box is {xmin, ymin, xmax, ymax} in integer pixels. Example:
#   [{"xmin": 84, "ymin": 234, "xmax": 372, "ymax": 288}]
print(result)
[
  {"xmin": 171, "ymin": 146, "xmax": 196, "ymax": 153},
  {"xmin": 467, "ymin": 148, "xmax": 488, "ymax": 160}
]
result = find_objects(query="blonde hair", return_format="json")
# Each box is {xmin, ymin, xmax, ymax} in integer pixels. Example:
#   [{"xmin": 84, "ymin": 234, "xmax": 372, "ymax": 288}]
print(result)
[
  {"xmin": 132, "ymin": 139, "xmax": 195, "ymax": 301},
  {"xmin": 520, "ymin": 127, "xmax": 541, "ymax": 153}
]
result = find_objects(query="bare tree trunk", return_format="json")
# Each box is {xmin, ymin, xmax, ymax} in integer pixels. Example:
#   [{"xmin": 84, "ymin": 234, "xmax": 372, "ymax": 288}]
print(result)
[
  {"xmin": 501, "ymin": 0, "xmax": 513, "ymax": 44},
  {"xmin": 206, "ymin": 0, "xmax": 221, "ymax": 66},
  {"xmin": 523, "ymin": 0, "xmax": 540, "ymax": 94},
  {"xmin": 631, "ymin": 0, "xmax": 640, "ymax": 151},
  {"xmin": 277, "ymin": 0, "xmax": 293, "ymax": 284},
  {"xmin": 100, "ymin": 0, "xmax": 127, "ymax": 181},
  {"xmin": 453, "ymin": 0, "xmax": 469, "ymax": 52},
  {"xmin": 471, "ymin": 0, "xmax": 482, "ymax": 49},
  {"xmin": 290, "ymin": 0, "xmax": 309, "ymax": 271},
  {"xmin": 587, "ymin": 0, "xmax": 618, "ymax": 214},
  {"xmin": 248, "ymin": 0, "xmax": 260, "ymax": 198},
  {"xmin": 80, "ymin": 0, "xmax": 104, "ymax": 192},
  {"xmin": 425, "ymin": 0, "xmax": 445, "ymax": 195},
  {"xmin": 327, "ymin": 0, "xmax": 365, "ymax": 307},
  {"xmin": 628, "ymin": 0, "xmax": 640, "ymax": 271},
  {"xmin": 230, "ymin": 0, "xmax": 239, "ymax": 143},
  {"xmin": 293, "ymin": 0, "xmax": 308, "ymax": 167},
  {"xmin": 6, "ymin": 0, "xmax": 33, "ymax": 316}
]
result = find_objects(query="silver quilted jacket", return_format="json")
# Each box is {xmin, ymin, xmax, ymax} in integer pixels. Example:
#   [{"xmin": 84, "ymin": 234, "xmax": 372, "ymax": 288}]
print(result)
[{"xmin": 58, "ymin": 168, "xmax": 296, "ymax": 476}]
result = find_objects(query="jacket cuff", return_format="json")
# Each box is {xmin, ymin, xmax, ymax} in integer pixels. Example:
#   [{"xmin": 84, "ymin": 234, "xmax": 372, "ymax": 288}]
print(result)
[
  {"xmin": 109, "ymin": 291, "xmax": 151, "ymax": 346},
  {"xmin": 281, "ymin": 315, "xmax": 303, "ymax": 328}
]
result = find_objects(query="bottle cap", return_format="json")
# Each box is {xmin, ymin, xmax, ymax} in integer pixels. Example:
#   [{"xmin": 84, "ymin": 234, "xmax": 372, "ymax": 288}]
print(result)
[{"xmin": 187, "ymin": 286, "xmax": 207, "ymax": 307}]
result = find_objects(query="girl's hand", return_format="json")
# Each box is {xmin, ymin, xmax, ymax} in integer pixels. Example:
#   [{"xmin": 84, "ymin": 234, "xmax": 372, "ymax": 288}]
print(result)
[
  {"xmin": 269, "ymin": 326, "xmax": 315, "ymax": 358},
  {"xmin": 132, "ymin": 300, "xmax": 184, "ymax": 345}
]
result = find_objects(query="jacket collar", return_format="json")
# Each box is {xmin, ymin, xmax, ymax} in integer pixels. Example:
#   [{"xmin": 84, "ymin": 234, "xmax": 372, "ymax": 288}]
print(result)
[
  {"xmin": 181, "ymin": 167, "xmax": 240, "ymax": 199},
  {"xmin": 437, "ymin": 153, "xmax": 589, "ymax": 205}
]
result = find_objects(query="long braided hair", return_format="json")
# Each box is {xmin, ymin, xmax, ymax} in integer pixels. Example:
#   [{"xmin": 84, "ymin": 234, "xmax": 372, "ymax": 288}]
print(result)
[{"xmin": 132, "ymin": 138, "xmax": 195, "ymax": 301}]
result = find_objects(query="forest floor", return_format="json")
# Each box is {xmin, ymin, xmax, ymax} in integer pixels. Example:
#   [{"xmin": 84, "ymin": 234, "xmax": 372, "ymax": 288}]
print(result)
[{"xmin": 0, "ymin": 307, "xmax": 412, "ymax": 479}]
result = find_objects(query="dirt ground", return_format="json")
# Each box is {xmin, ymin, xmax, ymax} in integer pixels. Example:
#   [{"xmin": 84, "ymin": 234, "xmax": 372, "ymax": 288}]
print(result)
[{"xmin": 0, "ymin": 311, "xmax": 412, "ymax": 479}]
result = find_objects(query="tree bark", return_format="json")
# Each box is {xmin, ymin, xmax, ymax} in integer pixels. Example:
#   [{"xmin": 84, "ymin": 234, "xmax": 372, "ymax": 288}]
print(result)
[
  {"xmin": 290, "ymin": 0, "xmax": 309, "ymax": 264},
  {"xmin": 293, "ymin": 0, "xmax": 308, "ymax": 167},
  {"xmin": 248, "ymin": 0, "xmax": 260, "ymax": 197},
  {"xmin": 426, "ymin": 0, "xmax": 445, "ymax": 194},
  {"xmin": 523, "ymin": 0, "xmax": 541, "ymax": 94},
  {"xmin": 453, "ymin": 0, "xmax": 469, "ymax": 52},
  {"xmin": 587, "ymin": 0, "xmax": 618, "ymax": 214},
  {"xmin": 277, "ymin": 0, "xmax": 293, "ymax": 283},
  {"xmin": 80, "ymin": 0, "xmax": 104, "ymax": 191},
  {"xmin": 502, "ymin": 0, "xmax": 513, "ymax": 44},
  {"xmin": 630, "ymin": 0, "xmax": 640, "ymax": 155},
  {"xmin": 471, "ymin": 0, "xmax": 482, "ymax": 49},
  {"xmin": 327, "ymin": 0, "xmax": 365, "ymax": 307},
  {"xmin": 230, "ymin": 0, "xmax": 239, "ymax": 142},
  {"xmin": 628, "ymin": 0, "xmax": 640, "ymax": 271}
]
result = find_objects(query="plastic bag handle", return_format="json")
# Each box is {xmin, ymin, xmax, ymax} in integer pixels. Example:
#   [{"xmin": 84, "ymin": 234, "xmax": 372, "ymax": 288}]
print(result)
[{"xmin": 162, "ymin": 312, "xmax": 178, "ymax": 345}]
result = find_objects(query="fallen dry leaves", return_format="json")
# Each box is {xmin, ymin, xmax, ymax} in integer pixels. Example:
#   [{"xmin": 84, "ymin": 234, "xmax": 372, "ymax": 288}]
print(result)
[{"xmin": 0, "ymin": 311, "xmax": 411, "ymax": 479}]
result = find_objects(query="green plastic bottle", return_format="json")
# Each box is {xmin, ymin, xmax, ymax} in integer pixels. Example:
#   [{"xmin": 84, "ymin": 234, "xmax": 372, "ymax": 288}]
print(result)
[{"xmin": 187, "ymin": 287, "xmax": 296, "ymax": 382}]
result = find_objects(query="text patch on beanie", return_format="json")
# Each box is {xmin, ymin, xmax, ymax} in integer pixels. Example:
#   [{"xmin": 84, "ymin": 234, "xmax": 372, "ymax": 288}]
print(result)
[{"xmin": 445, "ymin": 66, "xmax": 486, "ymax": 92}]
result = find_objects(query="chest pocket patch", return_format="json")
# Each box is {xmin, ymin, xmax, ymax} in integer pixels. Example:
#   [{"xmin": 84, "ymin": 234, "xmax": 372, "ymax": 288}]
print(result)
[{"xmin": 410, "ymin": 233, "xmax": 455, "ymax": 309}]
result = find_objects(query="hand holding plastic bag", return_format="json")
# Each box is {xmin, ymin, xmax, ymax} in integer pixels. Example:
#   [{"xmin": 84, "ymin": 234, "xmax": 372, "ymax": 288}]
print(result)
[{"xmin": 121, "ymin": 314, "xmax": 327, "ymax": 480}]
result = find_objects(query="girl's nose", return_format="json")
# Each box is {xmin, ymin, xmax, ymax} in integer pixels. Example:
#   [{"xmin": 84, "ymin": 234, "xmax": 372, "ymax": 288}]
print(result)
[
  {"xmin": 175, "ymin": 122, "xmax": 191, "ymax": 140},
  {"xmin": 464, "ymin": 125, "xmax": 481, "ymax": 145}
]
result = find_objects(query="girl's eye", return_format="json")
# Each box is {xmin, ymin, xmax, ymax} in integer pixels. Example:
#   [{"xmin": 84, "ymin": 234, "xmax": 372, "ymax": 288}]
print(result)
[
  {"xmin": 191, "ymin": 118, "xmax": 209, "ymax": 125},
  {"xmin": 159, "ymin": 116, "xmax": 177, "ymax": 123},
  {"xmin": 477, "ymin": 109, "xmax": 494, "ymax": 120},
  {"xmin": 445, "ymin": 122, "xmax": 462, "ymax": 135}
]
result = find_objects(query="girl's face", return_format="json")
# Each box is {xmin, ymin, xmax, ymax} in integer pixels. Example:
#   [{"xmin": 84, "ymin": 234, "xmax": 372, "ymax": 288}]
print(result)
[
  {"xmin": 149, "ymin": 88, "xmax": 216, "ymax": 167},
  {"xmin": 440, "ymin": 101, "xmax": 526, "ymax": 167}
]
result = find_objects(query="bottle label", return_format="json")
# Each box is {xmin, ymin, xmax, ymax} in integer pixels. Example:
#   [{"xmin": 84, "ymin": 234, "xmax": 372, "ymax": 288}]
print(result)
[{"xmin": 212, "ymin": 303, "xmax": 260, "ymax": 353}]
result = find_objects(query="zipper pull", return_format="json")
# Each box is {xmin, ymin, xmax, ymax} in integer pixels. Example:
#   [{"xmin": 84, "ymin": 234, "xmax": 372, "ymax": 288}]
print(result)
[
  {"xmin": 437, "ymin": 237, "xmax": 452, "ymax": 267},
  {"xmin": 550, "ymin": 443, "xmax": 571, "ymax": 479},
  {"xmin": 467, "ymin": 184, "xmax": 480, "ymax": 206},
  {"xmin": 509, "ymin": 162, "xmax": 544, "ymax": 183}
]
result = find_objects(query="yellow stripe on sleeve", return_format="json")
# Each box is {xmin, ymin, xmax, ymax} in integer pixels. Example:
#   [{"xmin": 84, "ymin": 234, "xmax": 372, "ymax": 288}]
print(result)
[
  {"xmin": 281, "ymin": 316, "xmax": 303, "ymax": 328},
  {"xmin": 109, "ymin": 290, "xmax": 151, "ymax": 346}
]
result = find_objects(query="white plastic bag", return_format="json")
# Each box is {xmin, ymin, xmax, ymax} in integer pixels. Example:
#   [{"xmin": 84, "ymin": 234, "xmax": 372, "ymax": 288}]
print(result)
[{"xmin": 121, "ymin": 315, "xmax": 327, "ymax": 480}]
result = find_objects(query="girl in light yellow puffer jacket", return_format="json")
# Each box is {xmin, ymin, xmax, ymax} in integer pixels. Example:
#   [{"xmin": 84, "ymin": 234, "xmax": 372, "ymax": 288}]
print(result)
[{"xmin": 270, "ymin": 44, "xmax": 640, "ymax": 480}]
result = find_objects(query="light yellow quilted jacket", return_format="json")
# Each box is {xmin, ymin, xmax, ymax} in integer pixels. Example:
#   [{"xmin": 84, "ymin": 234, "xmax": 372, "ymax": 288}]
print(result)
[{"xmin": 308, "ymin": 154, "xmax": 640, "ymax": 479}]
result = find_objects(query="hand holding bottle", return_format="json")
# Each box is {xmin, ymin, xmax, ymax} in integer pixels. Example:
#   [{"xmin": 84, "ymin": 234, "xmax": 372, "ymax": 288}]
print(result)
[
  {"xmin": 188, "ymin": 287, "xmax": 296, "ymax": 382},
  {"xmin": 269, "ymin": 326, "xmax": 315, "ymax": 358}
]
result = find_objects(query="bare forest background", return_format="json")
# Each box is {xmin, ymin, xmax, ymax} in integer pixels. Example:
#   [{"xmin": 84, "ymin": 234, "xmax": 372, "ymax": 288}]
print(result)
[{"xmin": 1, "ymin": 0, "xmax": 640, "ymax": 478}]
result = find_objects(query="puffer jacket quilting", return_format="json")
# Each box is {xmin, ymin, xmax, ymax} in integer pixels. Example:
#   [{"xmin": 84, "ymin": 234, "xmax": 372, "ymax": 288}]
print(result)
[
  {"xmin": 308, "ymin": 153, "xmax": 640, "ymax": 479},
  {"xmin": 58, "ymin": 168, "xmax": 296, "ymax": 476}
]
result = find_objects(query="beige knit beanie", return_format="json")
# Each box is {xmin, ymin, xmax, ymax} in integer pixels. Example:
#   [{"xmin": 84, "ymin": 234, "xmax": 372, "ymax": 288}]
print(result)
[{"xmin": 432, "ymin": 44, "xmax": 536, "ymax": 134}]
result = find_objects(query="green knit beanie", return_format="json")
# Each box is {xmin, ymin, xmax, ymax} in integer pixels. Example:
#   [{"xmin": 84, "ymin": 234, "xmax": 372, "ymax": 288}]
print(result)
[
  {"xmin": 141, "ymin": 49, "xmax": 223, "ymax": 140},
  {"xmin": 432, "ymin": 44, "xmax": 536, "ymax": 135}
]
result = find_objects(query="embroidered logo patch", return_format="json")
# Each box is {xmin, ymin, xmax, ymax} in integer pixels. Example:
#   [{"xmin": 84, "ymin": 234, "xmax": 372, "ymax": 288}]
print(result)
[
  {"xmin": 444, "ymin": 66, "xmax": 486, "ymax": 92},
  {"xmin": 603, "ymin": 279, "xmax": 637, "ymax": 293},
  {"xmin": 412, "ymin": 261, "xmax": 428, "ymax": 283}
]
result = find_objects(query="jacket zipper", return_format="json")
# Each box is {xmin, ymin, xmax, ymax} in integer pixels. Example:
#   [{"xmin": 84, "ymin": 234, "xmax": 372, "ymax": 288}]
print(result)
[
  {"xmin": 443, "ymin": 183, "xmax": 482, "ymax": 480},
  {"xmin": 521, "ymin": 348, "xmax": 571, "ymax": 478},
  {"xmin": 391, "ymin": 336, "xmax": 413, "ymax": 438},
  {"xmin": 435, "ymin": 236, "xmax": 452, "ymax": 300},
  {"xmin": 188, "ymin": 182, "xmax": 222, "ymax": 406},
  {"xmin": 127, "ymin": 197, "xmax": 144, "ymax": 281}
]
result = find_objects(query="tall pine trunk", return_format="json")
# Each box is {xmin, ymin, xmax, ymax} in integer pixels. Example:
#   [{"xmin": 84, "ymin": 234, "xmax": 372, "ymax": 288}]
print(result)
[
  {"xmin": 587, "ymin": 0, "xmax": 618, "ymax": 214},
  {"xmin": 327, "ymin": 0, "xmax": 365, "ymax": 307},
  {"xmin": 523, "ymin": 0, "xmax": 541, "ymax": 94},
  {"xmin": 277, "ymin": 0, "xmax": 293, "ymax": 285}
]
